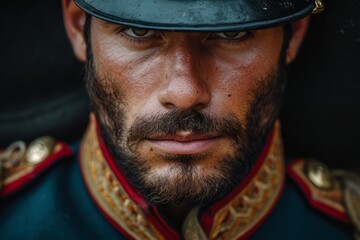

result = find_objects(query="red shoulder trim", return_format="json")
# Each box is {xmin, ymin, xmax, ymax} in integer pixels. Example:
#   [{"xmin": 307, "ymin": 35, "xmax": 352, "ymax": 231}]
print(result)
[
  {"xmin": 0, "ymin": 141, "xmax": 73, "ymax": 197},
  {"xmin": 287, "ymin": 159, "xmax": 349, "ymax": 222}
]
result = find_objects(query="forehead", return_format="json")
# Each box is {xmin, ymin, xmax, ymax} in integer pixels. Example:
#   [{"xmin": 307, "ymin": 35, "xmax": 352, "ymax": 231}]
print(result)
[{"xmin": 76, "ymin": 0, "xmax": 316, "ymax": 31}]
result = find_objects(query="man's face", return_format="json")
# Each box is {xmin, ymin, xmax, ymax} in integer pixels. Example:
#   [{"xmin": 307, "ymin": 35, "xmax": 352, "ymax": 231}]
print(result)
[{"xmin": 86, "ymin": 17, "xmax": 287, "ymax": 206}]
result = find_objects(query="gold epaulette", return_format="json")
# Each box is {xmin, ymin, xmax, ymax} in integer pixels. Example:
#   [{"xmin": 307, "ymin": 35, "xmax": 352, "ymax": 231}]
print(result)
[
  {"xmin": 288, "ymin": 159, "xmax": 360, "ymax": 239},
  {"xmin": 0, "ymin": 137, "xmax": 73, "ymax": 197}
]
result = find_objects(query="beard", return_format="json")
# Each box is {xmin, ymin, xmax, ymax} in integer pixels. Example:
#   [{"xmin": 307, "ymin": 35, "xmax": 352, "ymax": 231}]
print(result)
[{"xmin": 84, "ymin": 31, "xmax": 287, "ymax": 207}]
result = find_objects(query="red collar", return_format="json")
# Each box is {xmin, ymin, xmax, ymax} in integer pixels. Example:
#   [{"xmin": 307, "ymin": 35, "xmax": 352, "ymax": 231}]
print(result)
[{"xmin": 79, "ymin": 115, "xmax": 285, "ymax": 240}]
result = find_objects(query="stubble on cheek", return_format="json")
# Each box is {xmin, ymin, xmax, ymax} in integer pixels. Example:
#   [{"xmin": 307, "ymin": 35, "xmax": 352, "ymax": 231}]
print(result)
[
  {"xmin": 85, "ymin": 56, "xmax": 286, "ymax": 206},
  {"xmin": 85, "ymin": 52, "xmax": 128, "ymax": 151}
]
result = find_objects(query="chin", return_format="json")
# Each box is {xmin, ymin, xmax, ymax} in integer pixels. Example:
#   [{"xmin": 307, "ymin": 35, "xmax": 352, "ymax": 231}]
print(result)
[{"xmin": 130, "ymin": 151, "xmax": 249, "ymax": 205}]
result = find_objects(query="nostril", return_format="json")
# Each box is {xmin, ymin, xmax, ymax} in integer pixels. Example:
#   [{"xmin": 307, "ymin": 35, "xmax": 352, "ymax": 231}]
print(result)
[
  {"xmin": 163, "ymin": 102, "xmax": 176, "ymax": 109},
  {"xmin": 192, "ymin": 102, "xmax": 208, "ymax": 111}
]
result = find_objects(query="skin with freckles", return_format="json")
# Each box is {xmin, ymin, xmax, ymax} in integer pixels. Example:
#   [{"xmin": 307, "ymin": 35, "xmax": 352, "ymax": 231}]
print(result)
[{"xmin": 62, "ymin": 0, "xmax": 309, "ymax": 225}]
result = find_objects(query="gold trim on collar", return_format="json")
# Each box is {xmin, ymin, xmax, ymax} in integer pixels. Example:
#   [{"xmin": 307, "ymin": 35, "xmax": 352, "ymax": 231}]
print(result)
[
  {"xmin": 206, "ymin": 122, "xmax": 285, "ymax": 239},
  {"xmin": 80, "ymin": 121, "xmax": 164, "ymax": 240}
]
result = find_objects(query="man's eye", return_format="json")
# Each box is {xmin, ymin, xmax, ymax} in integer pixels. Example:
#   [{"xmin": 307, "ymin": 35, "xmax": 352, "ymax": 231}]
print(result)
[
  {"xmin": 213, "ymin": 31, "xmax": 248, "ymax": 39},
  {"xmin": 122, "ymin": 28, "xmax": 155, "ymax": 38}
]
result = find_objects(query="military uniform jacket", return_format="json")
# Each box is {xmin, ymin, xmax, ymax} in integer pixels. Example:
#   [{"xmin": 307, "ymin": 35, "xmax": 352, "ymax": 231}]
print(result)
[{"xmin": 0, "ymin": 120, "xmax": 353, "ymax": 239}]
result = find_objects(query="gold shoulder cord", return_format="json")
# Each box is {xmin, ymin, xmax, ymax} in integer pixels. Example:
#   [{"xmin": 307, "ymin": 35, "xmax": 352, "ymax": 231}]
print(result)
[{"xmin": 333, "ymin": 171, "xmax": 360, "ymax": 240}]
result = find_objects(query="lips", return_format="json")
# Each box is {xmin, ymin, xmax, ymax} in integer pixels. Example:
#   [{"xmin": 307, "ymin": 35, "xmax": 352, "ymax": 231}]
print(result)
[{"xmin": 146, "ymin": 131, "xmax": 221, "ymax": 155}]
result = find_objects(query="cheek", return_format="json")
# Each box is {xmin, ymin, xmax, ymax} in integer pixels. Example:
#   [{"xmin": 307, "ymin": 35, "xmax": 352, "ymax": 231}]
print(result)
[
  {"xmin": 91, "ymin": 36, "xmax": 166, "ymax": 122},
  {"xmin": 209, "ymin": 46, "xmax": 280, "ymax": 118}
]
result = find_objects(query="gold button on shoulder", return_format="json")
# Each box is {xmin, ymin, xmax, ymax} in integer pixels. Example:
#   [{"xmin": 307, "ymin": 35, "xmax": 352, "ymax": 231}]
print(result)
[
  {"xmin": 304, "ymin": 159, "xmax": 334, "ymax": 190},
  {"xmin": 25, "ymin": 136, "xmax": 55, "ymax": 165}
]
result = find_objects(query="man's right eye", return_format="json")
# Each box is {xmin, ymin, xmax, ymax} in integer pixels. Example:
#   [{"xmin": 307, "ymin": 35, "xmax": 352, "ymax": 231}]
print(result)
[{"xmin": 122, "ymin": 28, "xmax": 156, "ymax": 38}]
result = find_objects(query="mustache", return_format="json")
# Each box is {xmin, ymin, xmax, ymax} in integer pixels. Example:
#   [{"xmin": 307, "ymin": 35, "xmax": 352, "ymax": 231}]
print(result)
[{"xmin": 127, "ymin": 109, "xmax": 245, "ymax": 145}]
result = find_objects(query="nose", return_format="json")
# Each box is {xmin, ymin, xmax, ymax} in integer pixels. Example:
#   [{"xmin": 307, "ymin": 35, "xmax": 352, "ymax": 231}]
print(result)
[{"xmin": 158, "ymin": 43, "xmax": 211, "ymax": 111}]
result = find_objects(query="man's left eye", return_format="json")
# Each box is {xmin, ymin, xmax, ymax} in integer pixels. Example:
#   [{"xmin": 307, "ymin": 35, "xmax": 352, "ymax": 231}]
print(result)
[
  {"xmin": 122, "ymin": 28, "xmax": 155, "ymax": 38},
  {"xmin": 213, "ymin": 31, "xmax": 248, "ymax": 39}
]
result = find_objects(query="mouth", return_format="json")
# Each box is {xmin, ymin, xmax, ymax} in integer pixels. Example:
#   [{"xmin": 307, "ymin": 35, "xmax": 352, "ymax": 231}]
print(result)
[{"xmin": 146, "ymin": 131, "xmax": 221, "ymax": 155}]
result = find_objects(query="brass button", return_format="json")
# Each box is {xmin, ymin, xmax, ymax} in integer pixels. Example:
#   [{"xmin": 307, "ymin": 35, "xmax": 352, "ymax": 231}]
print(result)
[
  {"xmin": 304, "ymin": 159, "xmax": 334, "ymax": 190},
  {"xmin": 25, "ymin": 136, "xmax": 55, "ymax": 165}
]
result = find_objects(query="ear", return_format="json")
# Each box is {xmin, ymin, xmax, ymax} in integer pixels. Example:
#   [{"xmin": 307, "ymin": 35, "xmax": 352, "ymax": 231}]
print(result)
[
  {"xmin": 286, "ymin": 17, "xmax": 310, "ymax": 64},
  {"xmin": 62, "ymin": 0, "xmax": 87, "ymax": 61}
]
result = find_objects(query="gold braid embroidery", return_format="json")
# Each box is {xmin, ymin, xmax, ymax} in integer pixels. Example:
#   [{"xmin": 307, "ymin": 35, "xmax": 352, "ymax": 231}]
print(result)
[
  {"xmin": 208, "ymin": 122, "xmax": 285, "ymax": 239},
  {"xmin": 80, "ymin": 122, "xmax": 165, "ymax": 240}
]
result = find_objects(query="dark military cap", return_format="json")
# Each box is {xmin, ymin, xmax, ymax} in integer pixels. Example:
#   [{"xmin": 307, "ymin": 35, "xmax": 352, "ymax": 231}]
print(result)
[{"xmin": 74, "ymin": 0, "xmax": 324, "ymax": 31}]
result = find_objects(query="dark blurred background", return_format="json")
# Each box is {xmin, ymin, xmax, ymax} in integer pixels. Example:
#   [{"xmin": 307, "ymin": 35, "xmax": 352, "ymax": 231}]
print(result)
[
  {"xmin": 0, "ymin": 0, "xmax": 359, "ymax": 170},
  {"xmin": 282, "ymin": 0, "xmax": 360, "ymax": 170},
  {"xmin": 0, "ymin": 0, "xmax": 89, "ymax": 146}
]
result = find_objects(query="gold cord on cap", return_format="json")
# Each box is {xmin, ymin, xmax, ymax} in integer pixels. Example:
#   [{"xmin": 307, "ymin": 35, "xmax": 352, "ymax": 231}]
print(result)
[{"xmin": 313, "ymin": 0, "xmax": 325, "ymax": 14}]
